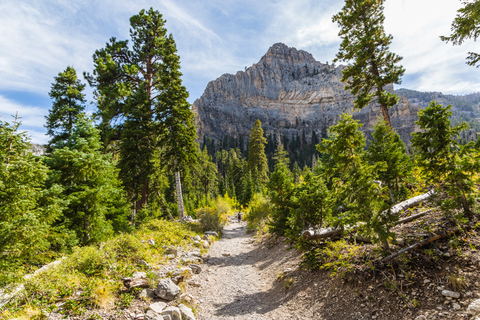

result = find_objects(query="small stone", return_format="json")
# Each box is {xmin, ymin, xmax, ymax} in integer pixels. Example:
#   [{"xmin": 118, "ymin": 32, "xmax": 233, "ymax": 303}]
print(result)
[
  {"xmin": 453, "ymin": 303, "xmax": 461, "ymax": 310},
  {"xmin": 138, "ymin": 288, "xmax": 155, "ymax": 300},
  {"xmin": 165, "ymin": 248, "xmax": 178, "ymax": 257},
  {"xmin": 204, "ymin": 231, "xmax": 218, "ymax": 237},
  {"xmin": 145, "ymin": 309, "xmax": 161, "ymax": 320},
  {"xmin": 189, "ymin": 264, "xmax": 202, "ymax": 274},
  {"xmin": 186, "ymin": 280, "xmax": 201, "ymax": 287},
  {"xmin": 424, "ymin": 279, "xmax": 431, "ymax": 284},
  {"xmin": 201, "ymin": 240, "xmax": 210, "ymax": 248},
  {"xmin": 137, "ymin": 260, "xmax": 150, "ymax": 267},
  {"xmin": 133, "ymin": 272, "xmax": 147, "ymax": 279},
  {"xmin": 442, "ymin": 290, "xmax": 460, "ymax": 298},
  {"xmin": 178, "ymin": 304, "xmax": 196, "ymax": 320},
  {"xmin": 162, "ymin": 306, "xmax": 181, "ymax": 320},
  {"xmin": 154, "ymin": 279, "xmax": 181, "ymax": 301},
  {"xmin": 192, "ymin": 235, "xmax": 201, "ymax": 241},
  {"xmin": 180, "ymin": 293, "xmax": 195, "ymax": 304},
  {"xmin": 414, "ymin": 316, "xmax": 426, "ymax": 320},
  {"xmin": 147, "ymin": 239, "xmax": 156, "ymax": 245},
  {"xmin": 148, "ymin": 302, "xmax": 167, "ymax": 314},
  {"xmin": 467, "ymin": 299, "xmax": 480, "ymax": 315}
]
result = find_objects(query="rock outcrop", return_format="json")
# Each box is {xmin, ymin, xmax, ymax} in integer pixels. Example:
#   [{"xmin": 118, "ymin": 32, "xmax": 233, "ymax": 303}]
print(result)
[{"xmin": 193, "ymin": 42, "xmax": 421, "ymax": 146}]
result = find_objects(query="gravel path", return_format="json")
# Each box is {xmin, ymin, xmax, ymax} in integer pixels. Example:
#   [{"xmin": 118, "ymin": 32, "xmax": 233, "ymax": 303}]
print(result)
[{"xmin": 191, "ymin": 221, "xmax": 289, "ymax": 320}]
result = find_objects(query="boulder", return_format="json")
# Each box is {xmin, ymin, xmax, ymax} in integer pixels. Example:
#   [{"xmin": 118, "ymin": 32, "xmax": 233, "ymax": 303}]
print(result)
[
  {"xmin": 154, "ymin": 279, "xmax": 181, "ymax": 301},
  {"xmin": 178, "ymin": 303, "xmax": 196, "ymax": 320}
]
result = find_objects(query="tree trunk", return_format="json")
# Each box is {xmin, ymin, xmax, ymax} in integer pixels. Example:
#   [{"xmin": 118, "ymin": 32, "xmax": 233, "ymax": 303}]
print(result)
[
  {"xmin": 381, "ymin": 227, "xmax": 460, "ymax": 263},
  {"xmin": 302, "ymin": 191, "xmax": 435, "ymax": 241},
  {"xmin": 175, "ymin": 171, "xmax": 185, "ymax": 219},
  {"xmin": 136, "ymin": 183, "xmax": 149, "ymax": 213},
  {"xmin": 380, "ymin": 103, "xmax": 392, "ymax": 129}
]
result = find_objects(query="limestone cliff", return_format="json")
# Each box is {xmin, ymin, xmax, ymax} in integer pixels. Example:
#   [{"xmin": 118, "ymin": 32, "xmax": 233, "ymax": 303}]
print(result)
[{"xmin": 193, "ymin": 43, "xmax": 420, "ymax": 145}]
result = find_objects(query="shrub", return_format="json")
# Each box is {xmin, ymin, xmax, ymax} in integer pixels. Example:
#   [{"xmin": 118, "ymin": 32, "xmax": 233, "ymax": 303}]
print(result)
[
  {"xmin": 245, "ymin": 193, "xmax": 272, "ymax": 233},
  {"xmin": 197, "ymin": 207, "xmax": 228, "ymax": 232},
  {"xmin": 65, "ymin": 246, "xmax": 108, "ymax": 277}
]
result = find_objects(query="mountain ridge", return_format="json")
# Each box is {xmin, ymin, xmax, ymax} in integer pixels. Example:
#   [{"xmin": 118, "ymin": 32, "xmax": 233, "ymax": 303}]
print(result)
[{"xmin": 193, "ymin": 43, "xmax": 478, "ymax": 147}]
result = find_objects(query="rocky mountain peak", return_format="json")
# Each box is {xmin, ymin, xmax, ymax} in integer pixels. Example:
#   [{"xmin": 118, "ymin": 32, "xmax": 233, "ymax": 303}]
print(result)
[
  {"xmin": 193, "ymin": 43, "xmax": 420, "ymax": 148},
  {"xmin": 259, "ymin": 42, "xmax": 317, "ymax": 66}
]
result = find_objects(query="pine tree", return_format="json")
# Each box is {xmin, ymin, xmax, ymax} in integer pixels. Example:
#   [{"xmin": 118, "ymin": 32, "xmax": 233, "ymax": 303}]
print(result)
[
  {"xmin": 267, "ymin": 143, "xmax": 294, "ymax": 236},
  {"xmin": 0, "ymin": 115, "xmax": 62, "ymax": 264},
  {"xmin": 319, "ymin": 113, "xmax": 393, "ymax": 249},
  {"xmin": 46, "ymin": 116, "xmax": 130, "ymax": 245},
  {"xmin": 333, "ymin": 0, "xmax": 405, "ymax": 128},
  {"xmin": 45, "ymin": 66, "xmax": 86, "ymax": 151},
  {"xmin": 247, "ymin": 119, "xmax": 269, "ymax": 190},
  {"xmin": 86, "ymin": 8, "xmax": 197, "ymax": 219},
  {"xmin": 441, "ymin": 0, "xmax": 480, "ymax": 66},
  {"xmin": 366, "ymin": 121, "xmax": 413, "ymax": 204},
  {"xmin": 411, "ymin": 101, "xmax": 480, "ymax": 215}
]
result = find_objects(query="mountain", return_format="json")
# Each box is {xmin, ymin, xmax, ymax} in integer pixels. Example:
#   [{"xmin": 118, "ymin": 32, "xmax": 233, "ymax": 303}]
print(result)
[{"xmin": 192, "ymin": 43, "xmax": 421, "ymax": 148}]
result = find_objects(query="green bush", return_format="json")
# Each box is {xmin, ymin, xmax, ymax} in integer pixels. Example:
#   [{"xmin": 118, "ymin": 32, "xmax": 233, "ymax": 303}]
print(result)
[
  {"xmin": 245, "ymin": 193, "xmax": 272, "ymax": 233},
  {"xmin": 65, "ymin": 246, "xmax": 108, "ymax": 277},
  {"xmin": 197, "ymin": 207, "xmax": 228, "ymax": 232}
]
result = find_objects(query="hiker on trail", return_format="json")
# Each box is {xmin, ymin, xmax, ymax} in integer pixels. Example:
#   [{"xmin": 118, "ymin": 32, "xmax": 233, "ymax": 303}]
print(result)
[{"xmin": 237, "ymin": 212, "xmax": 242, "ymax": 223}]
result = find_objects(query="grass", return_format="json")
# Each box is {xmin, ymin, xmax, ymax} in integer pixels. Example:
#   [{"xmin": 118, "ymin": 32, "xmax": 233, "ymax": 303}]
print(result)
[{"xmin": 0, "ymin": 219, "xmax": 203, "ymax": 318}]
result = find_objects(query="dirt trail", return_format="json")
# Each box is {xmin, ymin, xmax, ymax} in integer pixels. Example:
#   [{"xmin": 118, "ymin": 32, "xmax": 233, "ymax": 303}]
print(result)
[{"xmin": 190, "ymin": 220, "xmax": 303, "ymax": 320}]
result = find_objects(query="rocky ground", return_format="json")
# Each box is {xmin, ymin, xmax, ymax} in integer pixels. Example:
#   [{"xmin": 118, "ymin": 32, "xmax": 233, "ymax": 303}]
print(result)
[
  {"xmin": 14, "ymin": 210, "xmax": 480, "ymax": 319},
  {"xmin": 186, "ymin": 215, "xmax": 480, "ymax": 320}
]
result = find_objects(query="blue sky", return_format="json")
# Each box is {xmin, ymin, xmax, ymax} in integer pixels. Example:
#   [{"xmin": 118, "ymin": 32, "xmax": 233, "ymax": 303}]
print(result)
[{"xmin": 0, "ymin": 0, "xmax": 477, "ymax": 144}]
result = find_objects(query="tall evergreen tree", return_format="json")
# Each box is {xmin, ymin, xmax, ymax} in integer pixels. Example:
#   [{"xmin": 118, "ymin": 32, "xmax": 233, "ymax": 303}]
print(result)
[
  {"xmin": 247, "ymin": 119, "xmax": 269, "ymax": 190},
  {"xmin": 319, "ymin": 113, "xmax": 392, "ymax": 249},
  {"xmin": 441, "ymin": 0, "xmax": 480, "ymax": 66},
  {"xmin": 333, "ymin": 0, "xmax": 405, "ymax": 128},
  {"xmin": 366, "ymin": 121, "xmax": 413, "ymax": 204},
  {"xmin": 411, "ymin": 101, "xmax": 480, "ymax": 215},
  {"xmin": 45, "ymin": 66, "xmax": 86, "ymax": 151},
  {"xmin": 46, "ymin": 116, "xmax": 130, "ymax": 245},
  {"xmin": 86, "ymin": 8, "xmax": 197, "ymax": 219},
  {"xmin": 268, "ymin": 143, "xmax": 294, "ymax": 235},
  {"xmin": 0, "ymin": 115, "xmax": 62, "ymax": 264}
]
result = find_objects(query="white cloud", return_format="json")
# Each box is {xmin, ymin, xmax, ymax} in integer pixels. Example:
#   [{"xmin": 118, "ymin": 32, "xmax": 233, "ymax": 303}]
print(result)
[{"xmin": 0, "ymin": 95, "xmax": 48, "ymax": 144}]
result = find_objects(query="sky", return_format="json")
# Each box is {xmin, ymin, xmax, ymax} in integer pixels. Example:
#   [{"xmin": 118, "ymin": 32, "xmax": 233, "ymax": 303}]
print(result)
[{"xmin": 0, "ymin": 0, "xmax": 478, "ymax": 144}]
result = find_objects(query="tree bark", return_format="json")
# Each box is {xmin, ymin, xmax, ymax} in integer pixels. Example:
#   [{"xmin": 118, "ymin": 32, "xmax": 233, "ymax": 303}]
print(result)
[
  {"xmin": 175, "ymin": 171, "xmax": 185, "ymax": 220},
  {"xmin": 302, "ymin": 191, "xmax": 435, "ymax": 241},
  {"xmin": 302, "ymin": 227, "xmax": 343, "ymax": 240}
]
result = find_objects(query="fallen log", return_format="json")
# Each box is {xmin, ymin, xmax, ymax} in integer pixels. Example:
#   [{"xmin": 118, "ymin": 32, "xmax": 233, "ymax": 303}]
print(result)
[
  {"xmin": 381, "ymin": 227, "xmax": 460, "ymax": 263},
  {"xmin": 389, "ymin": 190, "xmax": 435, "ymax": 216},
  {"xmin": 302, "ymin": 191, "xmax": 435, "ymax": 241},
  {"xmin": 395, "ymin": 208, "xmax": 437, "ymax": 226},
  {"xmin": 302, "ymin": 227, "xmax": 343, "ymax": 240}
]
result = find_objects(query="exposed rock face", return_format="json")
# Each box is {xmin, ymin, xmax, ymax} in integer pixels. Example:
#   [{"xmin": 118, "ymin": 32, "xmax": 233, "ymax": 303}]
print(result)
[{"xmin": 193, "ymin": 42, "xmax": 421, "ymax": 145}]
